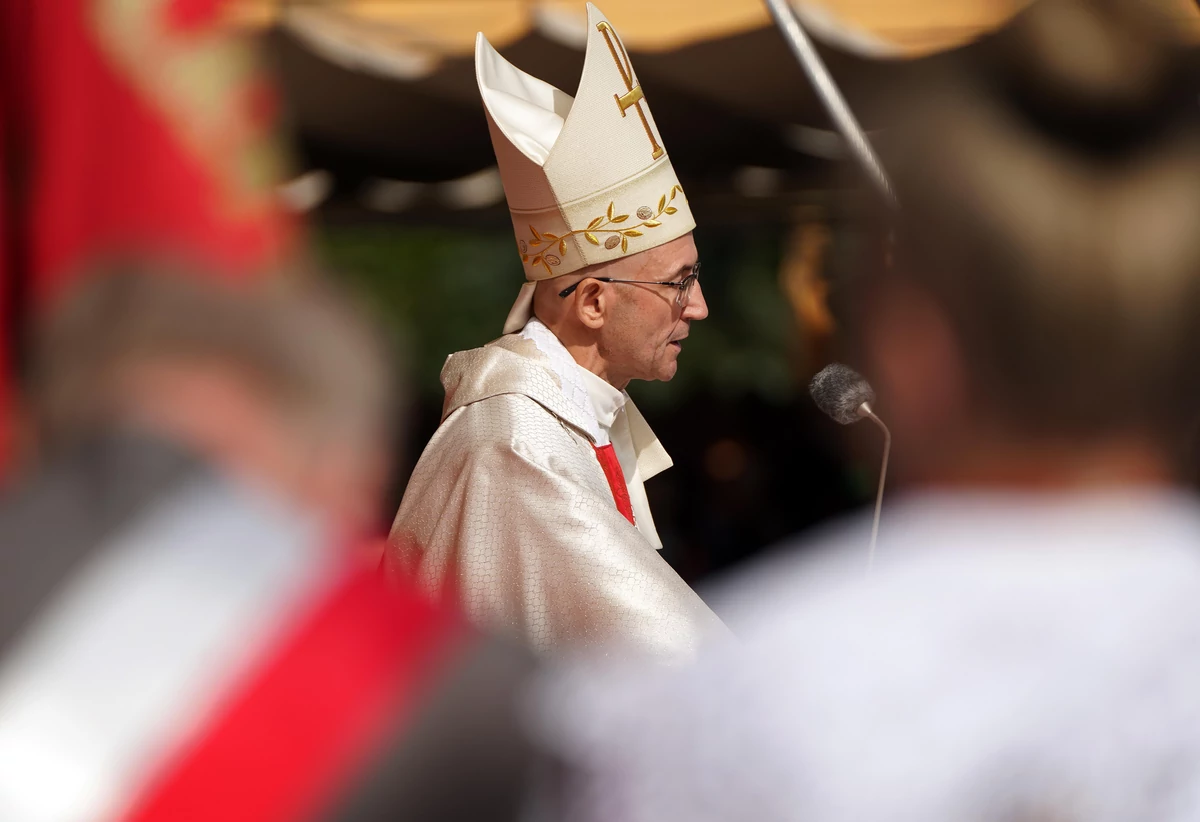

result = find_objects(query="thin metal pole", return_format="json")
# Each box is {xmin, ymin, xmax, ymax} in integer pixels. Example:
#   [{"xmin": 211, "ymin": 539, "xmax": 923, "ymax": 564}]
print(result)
[
  {"xmin": 761, "ymin": 0, "xmax": 896, "ymax": 206},
  {"xmin": 859, "ymin": 403, "xmax": 891, "ymax": 574}
]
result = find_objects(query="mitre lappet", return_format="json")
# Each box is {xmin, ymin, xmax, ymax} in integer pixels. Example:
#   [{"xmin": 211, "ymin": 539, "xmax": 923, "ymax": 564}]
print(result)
[{"xmin": 476, "ymin": 2, "xmax": 696, "ymax": 333}]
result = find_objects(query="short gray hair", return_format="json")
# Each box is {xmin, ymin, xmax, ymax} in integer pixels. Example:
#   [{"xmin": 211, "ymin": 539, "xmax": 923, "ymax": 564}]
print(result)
[
  {"xmin": 853, "ymin": 0, "xmax": 1200, "ymax": 443},
  {"xmin": 31, "ymin": 258, "xmax": 398, "ymax": 452}
]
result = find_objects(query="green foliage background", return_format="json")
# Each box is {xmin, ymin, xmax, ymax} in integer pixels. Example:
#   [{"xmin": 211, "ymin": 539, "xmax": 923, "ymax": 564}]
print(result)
[{"xmin": 317, "ymin": 224, "xmax": 801, "ymax": 410}]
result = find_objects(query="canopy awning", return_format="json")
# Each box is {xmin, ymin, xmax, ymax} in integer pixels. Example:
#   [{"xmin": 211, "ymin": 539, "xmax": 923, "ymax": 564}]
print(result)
[{"xmin": 227, "ymin": 0, "xmax": 1200, "ymax": 220}]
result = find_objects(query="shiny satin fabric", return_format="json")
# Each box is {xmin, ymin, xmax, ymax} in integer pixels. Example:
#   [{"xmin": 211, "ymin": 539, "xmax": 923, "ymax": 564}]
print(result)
[{"xmin": 386, "ymin": 334, "xmax": 725, "ymax": 658}]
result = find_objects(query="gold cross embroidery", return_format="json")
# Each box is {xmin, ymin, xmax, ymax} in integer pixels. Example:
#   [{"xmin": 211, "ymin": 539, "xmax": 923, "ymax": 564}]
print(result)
[{"xmin": 596, "ymin": 21, "xmax": 664, "ymax": 161}]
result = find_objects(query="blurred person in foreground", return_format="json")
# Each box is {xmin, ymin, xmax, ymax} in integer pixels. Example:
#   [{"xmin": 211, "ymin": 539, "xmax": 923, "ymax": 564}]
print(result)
[
  {"xmin": 0, "ymin": 0, "xmax": 295, "ymax": 478},
  {"xmin": 385, "ymin": 3, "xmax": 724, "ymax": 659},
  {"xmin": 528, "ymin": 1, "xmax": 1200, "ymax": 819},
  {"xmin": 0, "ymin": 264, "xmax": 535, "ymax": 822}
]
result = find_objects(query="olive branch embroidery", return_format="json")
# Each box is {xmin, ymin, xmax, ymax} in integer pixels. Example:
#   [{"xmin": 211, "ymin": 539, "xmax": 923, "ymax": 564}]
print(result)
[{"xmin": 520, "ymin": 185, "xmax": 684, "ymax": 276}]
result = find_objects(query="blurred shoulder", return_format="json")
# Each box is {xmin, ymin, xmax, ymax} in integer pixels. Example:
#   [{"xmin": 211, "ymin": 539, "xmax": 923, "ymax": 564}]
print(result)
[{"xmin": 710, "ymin": 490, "xmax": 1200, "ymax": 642}]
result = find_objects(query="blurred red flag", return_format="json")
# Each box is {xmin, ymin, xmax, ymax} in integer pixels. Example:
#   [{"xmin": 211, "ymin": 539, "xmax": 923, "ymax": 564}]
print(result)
[{"xmin": 0, "ymin": 0, "xmax": 294, "ymax": 476}]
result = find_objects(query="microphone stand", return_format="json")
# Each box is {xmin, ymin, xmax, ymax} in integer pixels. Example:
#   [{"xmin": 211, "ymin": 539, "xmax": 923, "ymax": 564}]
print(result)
[
  {"xmin": 768, "ymin": 0, "xmax": 899, "ymax": 565},
  {"xmin": 858, "ymin": 402, "xmax": 890, "ymax": 573}
]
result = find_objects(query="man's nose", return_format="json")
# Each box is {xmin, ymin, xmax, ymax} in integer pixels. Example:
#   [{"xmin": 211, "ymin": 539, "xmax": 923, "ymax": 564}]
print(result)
[{"xmin": 683, "ymin": 281, "xmax": 709, "ymax": 321}]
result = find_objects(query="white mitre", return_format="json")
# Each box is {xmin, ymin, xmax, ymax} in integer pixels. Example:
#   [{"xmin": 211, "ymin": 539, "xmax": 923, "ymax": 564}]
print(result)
[{"xmin": 476, "ymin": 3, "xmax": 697, "ymax": 334}]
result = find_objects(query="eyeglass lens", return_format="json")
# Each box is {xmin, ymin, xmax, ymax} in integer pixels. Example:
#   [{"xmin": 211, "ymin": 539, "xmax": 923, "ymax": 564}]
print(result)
[{"xmin": 678, "ymin": 272, "xmax": 698, "ymax": 308}]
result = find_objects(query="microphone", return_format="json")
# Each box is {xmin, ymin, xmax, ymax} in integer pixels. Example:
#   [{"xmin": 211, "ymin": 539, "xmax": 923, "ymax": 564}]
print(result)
[
  {"xmin": 810, "ymin": 363, "xmax": 876, "ymax": 425},
  {"xmin": 809, "ymin": 364, "xmax": 891, "ymax": 572}
]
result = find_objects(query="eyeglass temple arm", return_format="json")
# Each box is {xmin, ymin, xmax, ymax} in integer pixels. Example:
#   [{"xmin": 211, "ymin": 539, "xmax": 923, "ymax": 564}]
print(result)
[{"xmin": 559, "ymin": 275, "xmax": 691, "ymax": 298}]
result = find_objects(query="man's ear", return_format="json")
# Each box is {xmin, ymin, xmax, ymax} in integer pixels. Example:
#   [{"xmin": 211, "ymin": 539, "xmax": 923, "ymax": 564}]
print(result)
[
  {"xmin": 573, "ymin": 279, "xmax": 607, "ymax": 330},
  {"xmin": 865, "ymin": 280, "xmax": 970, "ymax": 452}
]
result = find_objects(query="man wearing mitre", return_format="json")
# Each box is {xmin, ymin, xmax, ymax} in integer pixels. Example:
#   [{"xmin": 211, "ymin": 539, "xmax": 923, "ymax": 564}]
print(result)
[{"xmin": 385, "ymin": 3, "xmax": 725, "ymax": 658}]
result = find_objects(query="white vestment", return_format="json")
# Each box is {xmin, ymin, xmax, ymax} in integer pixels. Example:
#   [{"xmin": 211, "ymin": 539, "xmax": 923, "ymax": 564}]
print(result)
[{"xmin": 385, "ymin": 324, "xmax": 724, "ymax": 658}]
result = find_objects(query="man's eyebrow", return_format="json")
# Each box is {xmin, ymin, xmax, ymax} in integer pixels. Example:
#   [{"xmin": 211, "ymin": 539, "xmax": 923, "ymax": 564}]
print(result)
[{"xmin": 671, "ymin": 262, "xmax": 697, "ymax": 281}]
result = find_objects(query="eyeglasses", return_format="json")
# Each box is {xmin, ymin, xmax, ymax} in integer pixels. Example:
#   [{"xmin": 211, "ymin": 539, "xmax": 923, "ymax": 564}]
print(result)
[{"xmin": 558, "ymin": 262, "xmax": 701, "ymax": 308}]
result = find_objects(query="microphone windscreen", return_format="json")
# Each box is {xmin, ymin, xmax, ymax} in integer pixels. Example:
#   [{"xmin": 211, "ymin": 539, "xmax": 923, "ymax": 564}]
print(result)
[{"xmin": 810, "ymin": 363, "xmax": 876, "ymax": 425}]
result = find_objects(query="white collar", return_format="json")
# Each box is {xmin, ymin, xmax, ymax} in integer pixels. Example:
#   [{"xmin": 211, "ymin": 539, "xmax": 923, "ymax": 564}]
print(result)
[
  {"xmin": 577, "ymin": 366, "xmax": 626, "ymax": 431},
  {"xmin": 518, "ymin": 318, "xmax": 672, "ymax": 480},
  {"xmin": 520, "ymin": 318, "xmax": 602, "ymax": 443}
]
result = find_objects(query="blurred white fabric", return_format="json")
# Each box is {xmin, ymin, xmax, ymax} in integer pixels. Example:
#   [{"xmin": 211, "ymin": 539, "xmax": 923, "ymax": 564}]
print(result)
[{"xmin": 533, "ymin": 489, "xmax": 1200, "ymax": 822}]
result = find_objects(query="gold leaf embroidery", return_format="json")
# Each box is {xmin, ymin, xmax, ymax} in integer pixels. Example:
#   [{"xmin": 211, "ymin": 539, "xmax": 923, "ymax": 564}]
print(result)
[{"xmin": 525, "ymin": 184, "xmax": 685, "ymax": 269}]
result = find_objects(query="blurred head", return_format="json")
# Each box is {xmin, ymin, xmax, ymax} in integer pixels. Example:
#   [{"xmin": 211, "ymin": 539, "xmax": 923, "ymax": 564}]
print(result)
[
  {"xmin": 30, "ymin": 260, "xmax": 398, "ymax": 531},
  {"xmin": 846, "ymin": 0, "xmax": 1200, "ymax": 485},
  {"xmin": 532, "ymin": 232, "xmax": 706, "ymax": 388}
]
